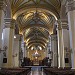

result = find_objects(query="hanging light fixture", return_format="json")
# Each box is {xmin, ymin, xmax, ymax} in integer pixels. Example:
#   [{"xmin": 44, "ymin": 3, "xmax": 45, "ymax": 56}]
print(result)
[{"xmin": 35, "ymin": 50, "xmax": 38, "ymax": 54}]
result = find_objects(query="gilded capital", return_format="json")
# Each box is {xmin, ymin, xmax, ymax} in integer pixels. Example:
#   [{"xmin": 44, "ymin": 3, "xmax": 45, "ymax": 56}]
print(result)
[
  {"xmin": 4, "ymin": 18, "xmax": 15, "ymax": 29},
  {"xmin": 66, "ymin": 0, "xmax": 75, "ymax": 12}
]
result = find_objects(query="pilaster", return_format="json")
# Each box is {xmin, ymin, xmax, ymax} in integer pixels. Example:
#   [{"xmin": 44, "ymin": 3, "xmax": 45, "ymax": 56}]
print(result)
[
  {"xmin": 24, "ymin": 42, "xmax": 27, "ymax": 58},
  {"xmin": 0, "ymin": 0, "xmax": 5, "ymax": 49},
  {"xmin": 66, "ymin": 1, "xmax": 75, "ymax": 68},
  {"xmin": 66, "ymin": 0, "xmax": 75, "ymax": 12},
  {"xmin": 51, "ymin": 34, "xmax": 58, "ymax": 67},
  {"xmin": 65, "ymin": 0, "xmax": 75, "ymax": 69},
  {"xmin": 13, "ymin": 34, "xmax": 22, "ymax": 67},
  {"xmin": 2, "ymin": 18, "xmax": 15, "ymax": 68},
  {"xmin": 0, "ymin": 0, "xmax": 5, "ymax": 67},
  {"xmin": 18, "ymin": 34, "xmax": 23, "ymax": 67}
]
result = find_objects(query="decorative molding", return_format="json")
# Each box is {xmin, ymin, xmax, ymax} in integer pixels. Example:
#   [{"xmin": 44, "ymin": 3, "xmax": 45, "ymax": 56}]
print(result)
[
  {"xmin": 4, "ymin": 18, "xmax": 15, "ymax": 29},
  {"xmin": 0, "ymin": 0, "xmax": 5, "ymax": 10},
  {"xmin": 61, "ymin": 25, "xmax": 69, "ymax": 30},
  {"xmin": 56, "ymin": 19, "xmax": 69, "ymax": 30},
  {"xmin": 51, "ymin": 35, "xmax": 57, "ymax": 41},
  {"xmin": 56, "ymin": 20, "xmax": 62, "ymax": 30},
  {"xmin": 66, "ymin": 0, "xmax": 75, "ymax": 12},
  {"xmin": 61, "ymin": 19, "xmax": 69, "ymax": 30},
  {"xmin": 0, "ymin": 0, "xmax": 4, "ymax": 9}
]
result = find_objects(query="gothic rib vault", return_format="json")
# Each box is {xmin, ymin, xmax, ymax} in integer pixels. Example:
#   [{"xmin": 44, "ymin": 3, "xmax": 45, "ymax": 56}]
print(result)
[{"xmin": 5, "ymin": 0, "xmax": 61, "ymax": 50}]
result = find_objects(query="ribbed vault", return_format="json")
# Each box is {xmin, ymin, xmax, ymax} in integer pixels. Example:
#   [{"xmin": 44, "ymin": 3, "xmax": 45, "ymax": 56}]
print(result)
[{"xmin": 9, "ymin": 0, "xmax": 61, "ymax": 50}]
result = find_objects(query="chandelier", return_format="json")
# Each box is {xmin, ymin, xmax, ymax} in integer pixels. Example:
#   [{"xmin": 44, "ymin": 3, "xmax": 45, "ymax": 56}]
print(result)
[{"xmin": 32, "ymin": 50, "xmax": 41, "ymax": 57}]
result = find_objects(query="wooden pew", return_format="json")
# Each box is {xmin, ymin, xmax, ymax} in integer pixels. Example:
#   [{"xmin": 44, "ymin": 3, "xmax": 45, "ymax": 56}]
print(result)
[
  {"xmin": 0, "ymin": 67, "xmax": 31, "ymax": 75},
  {"xmin": 43, "ymin": 67, "xmax": 75, "ymax": 75}
]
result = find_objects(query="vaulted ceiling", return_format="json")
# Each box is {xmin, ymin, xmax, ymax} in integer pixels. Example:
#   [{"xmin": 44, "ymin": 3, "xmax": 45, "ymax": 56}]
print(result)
[{"xmin": 7, "ymin": 0, "xmax": 61, "ymax": 50}]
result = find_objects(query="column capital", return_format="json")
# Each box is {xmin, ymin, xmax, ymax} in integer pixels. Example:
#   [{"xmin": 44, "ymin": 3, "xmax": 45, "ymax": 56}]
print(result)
[
  {"xmin": 66, "ymin": 0, "xmax": 75, "ymax": 12},
  {"xmin": 4, "ymin": 18, "xmax": 16, "ymax": 29},
  {"xmin": 60, "ymin": 19, "xmax": 69, "ymax": 30},
  {"xmin": 56, "ymin": 19, "xmax": 69, "ymax": 30}
]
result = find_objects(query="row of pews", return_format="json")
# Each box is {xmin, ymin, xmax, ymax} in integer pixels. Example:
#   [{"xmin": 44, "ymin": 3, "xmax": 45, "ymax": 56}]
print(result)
[
  {"xmin": 43, "ymin": 67, "xmax": 75, "ymax": 75},
  {"xmin": 0, "ymin": 67, "xmax": 31, "ymax": 75}
]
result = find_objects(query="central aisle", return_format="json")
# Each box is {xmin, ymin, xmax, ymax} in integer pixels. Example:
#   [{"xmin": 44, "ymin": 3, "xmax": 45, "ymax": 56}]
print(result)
[{"xmin": 28, "ymin": 66, "xmax": 46, "ymax": 75}]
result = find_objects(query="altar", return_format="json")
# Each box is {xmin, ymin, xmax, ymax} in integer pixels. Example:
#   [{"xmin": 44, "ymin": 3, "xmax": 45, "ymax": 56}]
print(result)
[{"xmin": 32, "ymin": 50, "xmax": 41, "ymax": 65}]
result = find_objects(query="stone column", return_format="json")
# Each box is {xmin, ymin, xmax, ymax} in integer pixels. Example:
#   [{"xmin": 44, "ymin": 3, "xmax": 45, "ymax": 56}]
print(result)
[
  {"xmin": 56, "ymin": 19, "xmax": 70, "ymax": 68},
  {"xmin": 51, "ymin": 34, "xmax": 58, "ymax": 67},
  {"xmin": 43, "ymin": 48, "xmax": 46, "ymax": 58},
  {"xmin": 56, "ymin": 21, "xmax": 62, "ymax": 68},
  {"xmin": 18, "ymin": 34, "xmax": 23, "ymax": 67},
  {"xmin": 21, "ymin": 35, "xmax": 24, "ymax": 59},
  {"xmin": 24, "ymin": 42, "xmax": 27, "ymax": 57},
  {"xmin": 2, "ymin": 18, "xmax": 15, "ymax": 68},
  {"xmin": 0, "ymin": 0, "xmax": 5, "ymax": 67},
  {"xmin": 47, "ymin": 36, "xmax": 53, "ymax": 66},
  {"xmin": 48, "ymin": 36, "xmax": 52, "ymax": 60},
  {"xmin": 13, "ymin": 34, "xmax": 21, "ymax": 67},
  {"xmin": 66, "ymin": 0, "xmax": 75, "ymax": 69},
  {"xmin": 61, "ymin": 19, "xmax": 70, "ymax": 67},
  {"xmin": 46, "ymin": 44, "xmax": 48, "ymax": 57},
  {"xmin": 0, "ymin": 0, "xmax": 5, "ymax": 49}
]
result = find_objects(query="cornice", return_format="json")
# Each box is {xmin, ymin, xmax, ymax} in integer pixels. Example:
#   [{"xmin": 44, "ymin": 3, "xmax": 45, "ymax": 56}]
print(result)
[
  {"xmin": 66, "ymin": 0, "xmax": 75, "ymax": 12},
  {"xmin": 4, "ymin": 18, "xmax": 15, "ymax": 29},
  {"xmin": 61, "ymin": 19, "xmax": 69, "ymax": 30},
  {"xmin": 56, "ymin": 19, "xmax": 69, "ymax": 30}
]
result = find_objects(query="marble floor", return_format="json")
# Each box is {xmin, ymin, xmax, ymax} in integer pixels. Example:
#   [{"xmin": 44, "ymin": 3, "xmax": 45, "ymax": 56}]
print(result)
[{"xmin": 28, "ymin": 66, "xmax": 46, "ymax": 75}]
